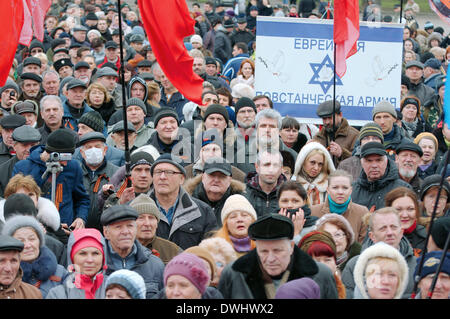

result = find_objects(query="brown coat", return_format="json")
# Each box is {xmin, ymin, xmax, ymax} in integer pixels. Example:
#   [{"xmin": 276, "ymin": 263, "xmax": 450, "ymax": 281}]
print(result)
[
  {"xmin": 143, "ymin": 236, "xmax": 183, "ymax": 265},
  {"xmin": 311, "ymin": 199, "xmax": 368, "ymax": 244},
  {"xmin": 312, "ymin": 118, "xmax": 359, "ymax": 166},
  {"xmin": 0, "ymin": 269, "xmax": 42, "ymax": 299}
]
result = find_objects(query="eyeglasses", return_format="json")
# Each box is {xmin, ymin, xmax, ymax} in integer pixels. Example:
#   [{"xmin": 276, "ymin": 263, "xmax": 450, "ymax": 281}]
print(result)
[
  {"xmin": 153, "ymin": 169, "xmax": 183, "ymax": 177},
  {"xmin": 331, "ymin": 231, "xmax": 346, "ymax": 240}
]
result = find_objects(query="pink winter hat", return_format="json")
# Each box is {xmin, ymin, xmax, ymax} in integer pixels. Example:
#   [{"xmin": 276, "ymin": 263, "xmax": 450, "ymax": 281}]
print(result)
[{"xmin": 163, "ymin": 252, "xmax": 210, "ymax": 295}]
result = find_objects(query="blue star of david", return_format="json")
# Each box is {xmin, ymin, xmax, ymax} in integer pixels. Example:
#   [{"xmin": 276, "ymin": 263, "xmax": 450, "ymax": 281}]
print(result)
[{"xmin": 309, "ymin": 55, "xmax": 343, "ymax": 94}]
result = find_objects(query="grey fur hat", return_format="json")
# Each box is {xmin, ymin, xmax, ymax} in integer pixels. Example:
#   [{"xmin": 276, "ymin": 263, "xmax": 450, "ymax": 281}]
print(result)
[{"xmin": 2, "ymin": 215, "xmax": 45, "ymax": 247}]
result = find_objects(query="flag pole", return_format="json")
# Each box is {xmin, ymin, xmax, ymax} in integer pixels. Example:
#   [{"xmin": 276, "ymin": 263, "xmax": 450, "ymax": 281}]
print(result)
[
  {"xmin": 411, "ymin": 148, "xmax": 450, "ymax": 298},
  {"xmin": 117, "ymin": 0, "xmax": 131, "ymax": 186},
  {"xmin": 399, "ymin": 0, "xmax": 403, "ymax": 24}
]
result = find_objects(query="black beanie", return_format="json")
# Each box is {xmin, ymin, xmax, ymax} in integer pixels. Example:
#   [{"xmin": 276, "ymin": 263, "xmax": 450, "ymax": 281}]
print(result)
[
  {"xmin": 46, "ymin": 128, "xmax": 77, "ymax": 154},
  {"xmin": 154, "ymin": 107, "xmax": 179, "ymax": 127},
  {"xmin": 4, "ymin": 194, "xmax": 37, "ymax": 220},
  {"xmin": 203, "ymin": 104, "xmax": 229, "ymax": 123},
  {"xmin": 126, "ymin": 97, "xmax": 147, "ymax": 115},
  {"xmin": 234, "ymin": 97, "xmax": 256, "ymax": 114},
  {"xmin": 79, "ymin": 111, "xmax": 105, "ymax": 133},
  {"xmin": 431, "ymin": 217, "xmax": 450, "ymax": 249},
  {"xmin": 130, "ymin": 151, "xmax": 154, "ymax": 170}
]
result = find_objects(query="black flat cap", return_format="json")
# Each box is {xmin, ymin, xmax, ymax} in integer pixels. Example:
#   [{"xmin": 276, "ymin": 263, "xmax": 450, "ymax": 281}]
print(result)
[
  {"xmin": 54, "ymin": 47, "xmax": 69, "ymax": 55},
  {"xmin": 105, "ymin": 40, "xmax": 118, "ymax": 49},
  {"xmin": 79, "ymin": 131, "xmax": 106, "ymax": 145},
  {"xmin": 23, "ymin": 57, "xmax": 42, "ymax": 67},
  {"xmin": 360, "ymin": 141, "xmax": 387, "ymax": 158},
  {"xmin": 0, "ymin": 235, "xmax": 24, "ymax": 252},
  {"xmin": 96, "ymin": 66, "xmax": 118, "ymax": 78},
  {"xmin": 111, "ymin": 120, "xmax": 136, "ymax": 133},
  {"xmin": 101, "ymin": 205, "xmax": 139, "ymax": 226},
  {"xmin": 12, "ymin": 125, "xmax": 41, "ymax": 143},
  {"xmin": 51, "ymin": 38, "xmax": 67, "ymax": 50},
  {"xmin": 420, "ymin": 174, "xmax": 450, "ymax": 201},
  {"xmin": 205, "ymin": 57, "xmax": 217, "ymax": 65},
  {"xmin": 0, "ymin": 114, "xmax": 27, "ymax": 129},
  {"xmin": 53, "ymin": 58, "xmax": 73, "ymax": 73},
  {"xmin": 395, "ymin": 140, "xmax": 423, "ymax": 157},
  {"xmin": 66, "ymin": 78, "xmax": 87, "ymax": 90},
  {"xmin": 316, "ymin": 100, "xmax": 341, "ymax": 117},
  {"xmin": 74, "ymin": 61, "xmax": 90, "ymax": 70},
  {"xmin": 20, "ymin": 72, "xmax": 42, "ymax": 83},
  {"xmin": 12, "ymin": 100, "xmax": 38, "ymax": 115},
  {"xmin": 203, "ymin": 157, "xmax": 232, "ymax": 176},
  {"xmin": 69, "ymin": 43, "xmax": 82, "ymax": 50},
  {"xmin": 248, "ymin": 214, "xmax": 294, "ymax": 241},
  {"xmin": 137, "ymin": 60, "xmax": 152, "ymax": 68}
]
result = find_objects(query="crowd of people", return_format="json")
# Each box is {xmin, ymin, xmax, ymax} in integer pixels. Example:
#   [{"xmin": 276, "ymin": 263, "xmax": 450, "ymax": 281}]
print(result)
[{"xmin": 0, "ymin": 0, "xmax": 449, "ymax": 301}]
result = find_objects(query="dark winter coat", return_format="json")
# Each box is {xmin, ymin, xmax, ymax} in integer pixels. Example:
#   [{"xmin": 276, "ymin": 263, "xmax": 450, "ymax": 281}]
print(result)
[
  {"xmin": 0, "ymin": 141, "xmax": 13, "ymax": 166},
  {"xmin": 213, "ymin": 26, "xmax": 232, "ymax": 65},
  {"xmin": 244, "ymin": 172, "xmax": 286, "ymax": 217},
  {"xmin": 149, "ymin": 187, "xmax": 218, "ymax": 250},
  {"xmin": 218, "ymin": 246, "xmax": 338, "ymax": 299},
  {"xmin": 0, "ymin": 155, "xmax": 19, "ymax": 197},
  {"xmin": 352, "ymin": 158, "xmax": 412, "ymax": 211}
]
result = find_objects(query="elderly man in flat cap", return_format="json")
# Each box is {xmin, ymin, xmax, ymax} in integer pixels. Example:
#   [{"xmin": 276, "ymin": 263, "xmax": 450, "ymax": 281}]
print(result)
[
  {"xmin": 218, "ymin": 214, "xmax": 338, "ymax": 299},
  {"xmin": 0, "ymin": 235, "xmax": 42, "ymax": 299},
  {"xmin": 0, "ymin": 126, "xmax": 41, "ymax": 197},
  {"xmin": 101, "ymin": 204, "xmax": 165, "ymax": 299},
  {"xmin": 18, "ymin": 73, "xmax": 43, "ymax": 105},
  {"xmin": 312, "ymin": 99, "xmax": 359, "ymax": 167}
]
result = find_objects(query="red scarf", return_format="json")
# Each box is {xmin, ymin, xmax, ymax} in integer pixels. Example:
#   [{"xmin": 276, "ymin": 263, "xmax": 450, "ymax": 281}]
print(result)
[
  {"xmin": 403, "ymin": 220, "xmax": 417, "ymax": 235},
  {"xmin": 74, "ymin": 272, "xmax": 104, "ymax": 299}
]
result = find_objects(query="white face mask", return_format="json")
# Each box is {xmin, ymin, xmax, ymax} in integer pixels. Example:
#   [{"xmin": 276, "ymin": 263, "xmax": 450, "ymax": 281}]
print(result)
[{"xmin": 84, "ymin": 147, "xmax": 104, "ymax": 166}]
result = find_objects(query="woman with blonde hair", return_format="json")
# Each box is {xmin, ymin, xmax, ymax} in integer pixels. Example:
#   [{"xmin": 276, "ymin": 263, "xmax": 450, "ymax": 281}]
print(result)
[
  {"xmin": 86, "ymin": 82, "xmax": 116, "ymax": 124},
  {"xmin": 353, "ymin": 242, "xmax": 409, "ymax": 299},
  {"xmin": 214, "ymin": 194, "xmax": 257, "ymax": 257},
  {"xmin": 230, "ymin": 59, "xmax": 255, "ymax": 89},
  {"xmin": 292, "ymin": 141, "xmax": 335, "ymax": 205},
  {"xmin": 413, "ymin": 132, "xmax": 438, "ymax": 179},
  {"xmin": 147, "ymin": 81, "xmax": 161, "ymax": 108}
]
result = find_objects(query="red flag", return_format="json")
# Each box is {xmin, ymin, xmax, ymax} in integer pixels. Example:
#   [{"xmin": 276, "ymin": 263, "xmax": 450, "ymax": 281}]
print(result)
[
  {"xmin": 28, "ymin": 0, "xmax": 52, "ymax": 42},
  {"xmin": 19, "ymin": 0, "xmax": 33, "ymax": 46},
  {"xmin": 138, "ymin": 0, "xmax": 204, "ymax": 105},
  {"xmin": 0, "ymin": 1, "xmax": 24, "ymax": 86},
  {"xmin": 333, "ymin": 0, "xmax": 360, "ymax": 78}
]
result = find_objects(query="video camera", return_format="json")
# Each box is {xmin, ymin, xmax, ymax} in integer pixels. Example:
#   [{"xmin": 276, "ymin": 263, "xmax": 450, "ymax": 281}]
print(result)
[{"xmin": 48, "ymin": 152, "xmax": 72, "ymax": 162}]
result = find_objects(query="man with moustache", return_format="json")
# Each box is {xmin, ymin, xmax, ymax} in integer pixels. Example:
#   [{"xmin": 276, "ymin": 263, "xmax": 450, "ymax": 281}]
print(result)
[
  {"xmin": 395, "ymin": 140, "xmax": 424, "ymax": 196},
  {"xmin": 312, "ymin": 100, "xmax": 359, "ymax": 167}
]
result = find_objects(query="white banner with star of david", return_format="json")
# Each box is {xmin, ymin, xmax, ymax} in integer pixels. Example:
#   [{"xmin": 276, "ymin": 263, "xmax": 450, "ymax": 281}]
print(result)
[{"xmin": 254, "ymin": 17, "xmax": 404, "ymax": 126}]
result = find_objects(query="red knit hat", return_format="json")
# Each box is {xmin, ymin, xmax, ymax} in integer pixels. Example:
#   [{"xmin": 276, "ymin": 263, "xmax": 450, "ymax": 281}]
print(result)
[{"xmin": 70, "ymin": 228, "xmax": 105, "ymax": 264}]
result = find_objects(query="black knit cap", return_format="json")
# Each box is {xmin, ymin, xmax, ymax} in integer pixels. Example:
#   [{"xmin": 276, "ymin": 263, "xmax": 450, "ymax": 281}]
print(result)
[
  {"xmin": 203, "ymin": 104, "xmax": 229, "ymax": 123},
  {"xmin": 235, "ymin": 97, "xmax": 256, "ymax": 114},
  {"xmin": 430, "ymin": 217, "xmax": 450, "ymax": 249},
  {"xmin": 46, "ymin": 128, "xmax": 77, "ymax": 154},
  {"xmin": 3, "ymin": 193, "xmax": 37, "ymax": 220},
  {"xmin": 130, "ymin": 151, "xmax": 154, "ymax": 170},
  {"xmin": 154, "ymin": 107, "xmax": 179, "ymax": 127},
  {"xmin": 79, "ymin": 111, "xmax": 105, "ymax": 133},
  {"xmin": 126, "ymin": 97, "xmax": 147, "ymax": 115},
  {"xmin": 150, "ymin": 153, "xmax": 186, "ymax": 177}
]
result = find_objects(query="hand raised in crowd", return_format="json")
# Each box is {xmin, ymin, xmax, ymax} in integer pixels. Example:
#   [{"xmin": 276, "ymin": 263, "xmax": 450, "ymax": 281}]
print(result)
[
  {"xmin": 328, "ymin": 141, "xmax": 343, "ymax": 158},
  {"xmin": 278, "ymin": 207, "xmax": 306, "ymax": 237},
  {"xmin": 119, "ymin": 187, "xmax": 136, "ymax": 204},
  {"xmin": 102, "ymin": 183, "xmax": 115, "ymax": 195},
  {"xmin": 70, "ymin": 218, "xmax": 85, "ymax": 231}
]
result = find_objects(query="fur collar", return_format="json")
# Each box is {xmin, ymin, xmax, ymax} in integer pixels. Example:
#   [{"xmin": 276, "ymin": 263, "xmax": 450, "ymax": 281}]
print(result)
[
  {"xmin": 231, "ymin": 246, "xmax": 318, "ymax": 299},
  {"xmin": 183, "ymin": 173, "xmax": 246, "ymax": 195},
  {"xmin": 21, "ymin": 246, "xmax": 58, "ymax": 283}
]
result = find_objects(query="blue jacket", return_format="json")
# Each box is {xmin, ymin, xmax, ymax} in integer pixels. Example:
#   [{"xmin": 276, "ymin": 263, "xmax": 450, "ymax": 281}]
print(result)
[
  {"xmin": 12, "ymin": 145, "xmax": 91, "ymax": 225},
  {"xmin": 222, "ymin": 53, "xmax": 250, "ymax": 81},
  {"xmin": 62, "ymin": 100, "xmax": 95, "ymax": 132},
  {"xmin": 159, "ymin": 89, "xmax": 189, "ymax": 123}
]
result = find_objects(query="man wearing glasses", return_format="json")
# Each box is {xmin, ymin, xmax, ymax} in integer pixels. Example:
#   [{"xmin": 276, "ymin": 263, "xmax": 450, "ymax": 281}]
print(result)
[{"xmin": 149, "ymin": 153, "xmax": 217, "ymax": 250}]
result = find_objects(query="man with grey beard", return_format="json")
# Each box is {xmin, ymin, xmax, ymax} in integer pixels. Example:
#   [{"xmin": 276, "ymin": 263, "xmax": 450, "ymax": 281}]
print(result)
[{"xmin": 395, "ymin": 140, "xmax": 423, "ymax": 196}]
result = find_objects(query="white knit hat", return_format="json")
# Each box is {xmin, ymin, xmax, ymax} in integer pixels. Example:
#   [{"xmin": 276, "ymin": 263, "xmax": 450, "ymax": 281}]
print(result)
[
  {"xmin": 190, "ymin": 34, "xmax": 203, "ymax": 45},
  {"xmin": 221, "ymin": 194, "xmax": 257, "ymax": 225},
  {"xmin": 2, "ymin": 215, "xmax": 45, "ymax": 247}
]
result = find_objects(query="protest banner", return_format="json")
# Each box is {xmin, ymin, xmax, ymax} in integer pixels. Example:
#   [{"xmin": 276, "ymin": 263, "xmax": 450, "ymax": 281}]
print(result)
[{"xmin": 254, "ymin": 17, "xmax": 404, "ymax": 126}]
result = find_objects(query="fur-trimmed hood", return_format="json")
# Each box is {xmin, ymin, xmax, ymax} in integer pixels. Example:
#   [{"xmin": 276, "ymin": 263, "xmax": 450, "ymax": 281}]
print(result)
[
  {"xmin": 293, "ymin": 141, "xmax": 335, "ymax": 179},
  {"xmin": 0, "ymin": 197, "xmax": 60, "ymax": 232},
  {"xmin": 183, "ymin": 173, "xmax": 246, "ymax": 196},
  {"xmin": 353, "ymin": 242, "xmax": 409, "ymax": 299}
]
